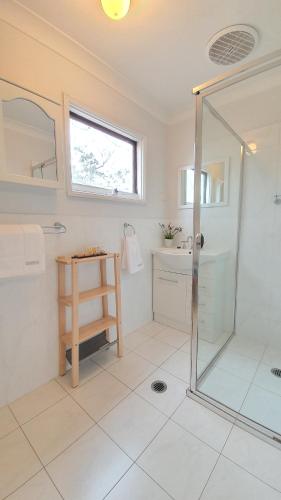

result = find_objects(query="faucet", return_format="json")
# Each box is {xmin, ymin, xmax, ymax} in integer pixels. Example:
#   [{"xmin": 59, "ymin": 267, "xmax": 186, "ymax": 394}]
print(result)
[{"xmin": 180, "ymin": 235, "xmax": 193, "ymax": 250}]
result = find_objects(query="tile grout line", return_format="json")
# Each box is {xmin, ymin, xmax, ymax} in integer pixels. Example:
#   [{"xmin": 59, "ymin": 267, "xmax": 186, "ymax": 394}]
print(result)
[
  {"xmin": 219, "ymin": 454, "xmax": 281, "ymax": 495},
  {"xmin": 8, "ymin": 392, "xmax": 68, "ymax": 428},
  {"xmin": 5, "ymin": 416, "xmax": 65, "ymax": 500}
]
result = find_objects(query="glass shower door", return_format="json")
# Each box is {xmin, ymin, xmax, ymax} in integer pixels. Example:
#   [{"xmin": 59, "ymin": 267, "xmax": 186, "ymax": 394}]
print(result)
[{"xmin": 191, "ymin": 57, "xmax": 281, "ymax": 442}]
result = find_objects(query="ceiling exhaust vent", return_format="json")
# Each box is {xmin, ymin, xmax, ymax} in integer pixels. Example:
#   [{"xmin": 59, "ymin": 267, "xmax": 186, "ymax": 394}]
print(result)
[{"xmin": 207, "ymin": 25, "xmax": 258, "ymax": 66}]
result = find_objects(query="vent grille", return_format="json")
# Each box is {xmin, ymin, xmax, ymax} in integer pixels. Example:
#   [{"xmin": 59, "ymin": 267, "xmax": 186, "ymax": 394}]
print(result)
[{"xmin": 208, "ymin": 25, "xmax": 258, "ymax": 66}]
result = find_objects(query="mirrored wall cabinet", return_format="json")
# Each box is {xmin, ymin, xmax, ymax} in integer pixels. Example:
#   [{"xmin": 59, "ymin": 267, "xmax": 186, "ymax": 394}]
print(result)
[
  {"xmin": 178, "ymin": 159, "xmax": 229, "ymax": 208},
  {"xmin": 0, "ymin": 79, "xmax": 64, "ymax": 188}
]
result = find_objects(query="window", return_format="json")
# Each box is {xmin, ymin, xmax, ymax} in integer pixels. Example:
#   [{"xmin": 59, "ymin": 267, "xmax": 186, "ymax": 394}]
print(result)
[{"xmin": 68, "ymin": 106, "xmax": 144, "ymax": 201}]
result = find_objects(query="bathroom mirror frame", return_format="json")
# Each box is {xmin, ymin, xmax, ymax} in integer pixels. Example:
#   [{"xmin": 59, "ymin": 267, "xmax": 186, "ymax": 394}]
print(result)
[
  {"xmin": 0, "ymin": 79, "xmax": 64, "ymax": 189},
  {"xmin": 178, "ymin": 158, "xmax": 229, "ymax": 209}
]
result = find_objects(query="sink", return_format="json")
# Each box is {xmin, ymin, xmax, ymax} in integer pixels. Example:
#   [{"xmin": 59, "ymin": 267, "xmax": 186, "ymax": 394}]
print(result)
[
  {"xmin": 153, "ymin": 247, "xmax": 228, "ymax": 273},
  {"xmin": 153, "ymin": 248, "xmax": 193, "ymax": 272}
]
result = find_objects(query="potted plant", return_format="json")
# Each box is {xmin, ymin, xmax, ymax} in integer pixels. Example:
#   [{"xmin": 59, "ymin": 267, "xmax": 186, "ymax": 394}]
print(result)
[{"xmin": 159, "ymin": 223, "xmax": 183, "ymax": 248}]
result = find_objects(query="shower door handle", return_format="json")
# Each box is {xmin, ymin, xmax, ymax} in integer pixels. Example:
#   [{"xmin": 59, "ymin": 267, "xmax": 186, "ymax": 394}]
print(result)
[{"xmin": 195, "ymin": 233, "xmax": 205, "ymax": 249}]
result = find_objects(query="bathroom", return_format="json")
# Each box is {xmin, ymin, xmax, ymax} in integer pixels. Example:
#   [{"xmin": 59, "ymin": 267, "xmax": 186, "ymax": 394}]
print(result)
[{"xmin": 1, "ymin": 1, "xmax": 281, "ymax": 499}]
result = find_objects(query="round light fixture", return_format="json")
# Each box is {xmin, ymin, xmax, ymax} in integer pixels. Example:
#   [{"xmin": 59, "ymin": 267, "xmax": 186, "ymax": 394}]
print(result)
[{"xmin": 101, "ymin": 0, "xmax": 130, "ymax": 20}]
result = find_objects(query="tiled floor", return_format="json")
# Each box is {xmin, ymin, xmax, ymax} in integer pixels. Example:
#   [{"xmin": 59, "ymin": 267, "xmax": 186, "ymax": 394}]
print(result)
[
  {"xmin": 198, "ymin": 334, "xmax": 281, "ymax": 434},
  {"xmin": 1, "ymin": 321, "xmax": 281, "ymax": 499}
]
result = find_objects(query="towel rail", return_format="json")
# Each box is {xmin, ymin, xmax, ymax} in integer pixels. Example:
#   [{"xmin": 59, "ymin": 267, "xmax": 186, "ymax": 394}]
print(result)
[{"xmin": 41, "ymin": 222, "xmax": 66, "ymax": 234}]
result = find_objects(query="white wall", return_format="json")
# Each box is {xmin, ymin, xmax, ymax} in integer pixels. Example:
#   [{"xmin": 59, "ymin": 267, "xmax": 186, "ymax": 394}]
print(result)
[{"xmin": 0, "ymin": 19, "xmax": 167, "ymax": 406}]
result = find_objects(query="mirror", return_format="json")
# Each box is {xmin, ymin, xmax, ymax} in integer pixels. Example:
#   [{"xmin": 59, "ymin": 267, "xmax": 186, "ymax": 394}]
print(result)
[
  {"xmin": 179, "ymin": 159, "xmax": 229, "ymax": 208},
  {"xmin": 1, "ymin": 99, "xmax": 57, "ymax": 181},
  {"xmin": 0, "ymin": 80, "xmax": 62, "ymax": 188}
]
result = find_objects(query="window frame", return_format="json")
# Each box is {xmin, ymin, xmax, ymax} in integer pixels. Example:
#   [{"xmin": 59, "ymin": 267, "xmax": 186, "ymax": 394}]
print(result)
[{"xmin": 64, "ymin": 96, "xmax": 146, "ymax": 203}]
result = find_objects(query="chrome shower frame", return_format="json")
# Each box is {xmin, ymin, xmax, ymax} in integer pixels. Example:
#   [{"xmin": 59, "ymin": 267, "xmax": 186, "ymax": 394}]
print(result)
[{"xmin": 188, "ymin": 49, "xmax": 281, "ymax": 448}]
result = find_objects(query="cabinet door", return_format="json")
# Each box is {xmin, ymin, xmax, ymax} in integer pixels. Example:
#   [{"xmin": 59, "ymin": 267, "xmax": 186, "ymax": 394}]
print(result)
[{"xmin": 153, "ymin": 270, "xmax": 187, "ymax": 323}]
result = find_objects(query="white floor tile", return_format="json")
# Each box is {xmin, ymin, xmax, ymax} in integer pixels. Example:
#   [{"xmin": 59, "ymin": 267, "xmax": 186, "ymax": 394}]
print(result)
[
  {"xmin": 180, "ymin": 338, "xmax": 191, "ymax": 353},
  {"xmin": 6, "ymin": 470, "xmax": 61, "ymax": 500},
  {"xmin": 0, "ymin": 406, "xmax": 18, "ymax": 439},
  {"xmin": 22, "ymin": 396, "xmax": 93, "ymax": 465},
  {"xmin": 10, "ymin": 381, "xmax": 66, "ymax": 425},
  {"xmin": 107, "ymin": 352, "xmax": 156, "ymax": 389},
  {"xmin": 56, "ymin": 358, "xmax": 102, "ymax": 393},
  {"xmin": 227, "ymin": 336, "xmax": 265, "ymax": 361},
  {"xmin": 161, "ymin": 350, "xmax": 190, "ymax": 383},
  {"xmin": 216, "ymin": 349, "xmax": 259, "ymax": 382},
  {"xmin": 124, "ymin": 330, "xmax": 149, "ymax": 350},
  {"xmin": 134, "ymin": 338, "xmax": 177, "ymax": 366},
  {"xmin": 92, "ymin": 344, "xmax": 130, "ymax": 369},
  {"xmin": 99, "ymin": 393, "xmax": 167, "ymax": 460},
  {"xmin": 106, "ymin": 464, "xmax": 171, "ymax": 500},
  {"xmin": 241, "ymin": 385, "xmax": 281, "ymax": 435},
  {"xmin": 71, "ymin": 371, "xmax": 130, "ymax": 421},
  {"xmin": 135, "ymin": 368, "xmax": 186, "ymax": 417},
  {"xmin": 47, "ymin": 426, "xmax": 132, "ymax": 500},
  {"xmin": 253, "ymin": 363, "xmax": 281, "ymax": 397},
  {"xmin": 0, "ymin": 429, "xmax": 41, "ymax": 499},
  {"xmin": 155, "ymin": 327, "xmax": 188, "ymax": 348},
  {"xmin": 262, "ymin": 346, "xmax": 281, "ymax": 368},
  {"xmin": 199, "ymin": 367, "xmax": 250, "ymax": 411},
  {"xmin": 138, "ymin": 420, "xmax": 218, "ymax": 500},
  {"xmin": 201, "ymin": 456, "xmax": 281, "ymax": 500},
  {"xmin": 172, "ymin": 397, "xmax": 233, "ymax": 451},
  {"xmin": 223, "ymin": 426, "xmax": 281, "ymax": 492},
  {"xmin": 138, "ymin": 321, "xmax": 165, "ymax": 337}
]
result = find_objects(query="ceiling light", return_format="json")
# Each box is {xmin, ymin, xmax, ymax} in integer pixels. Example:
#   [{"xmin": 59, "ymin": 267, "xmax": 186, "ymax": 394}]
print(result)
[
  {"xmin": 101, "ymin": 0, "xmax": 130, "ymax": 20},
  {"xmin": 248, "ymin": 142, "xmax": 257, "ymax": 154}
]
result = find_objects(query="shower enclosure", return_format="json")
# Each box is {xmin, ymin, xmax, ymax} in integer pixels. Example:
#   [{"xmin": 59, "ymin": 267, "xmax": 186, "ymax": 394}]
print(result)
[{"xmin": 190, "ymin": 50, "xmax": 281, "ymax": 446}]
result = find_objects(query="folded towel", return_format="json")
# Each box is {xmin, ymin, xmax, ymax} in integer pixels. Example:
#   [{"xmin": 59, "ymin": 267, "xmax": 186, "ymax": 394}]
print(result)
[
  {"xmin": 0, "ymin": 224, "xmax": 45, "ymax": 278},
  {"xmin": 122, "ymin": 234, "xmax": 144, "ymax": 274}
]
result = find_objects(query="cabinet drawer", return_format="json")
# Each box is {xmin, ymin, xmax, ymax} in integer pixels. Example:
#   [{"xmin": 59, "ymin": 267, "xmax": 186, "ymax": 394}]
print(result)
[{"xmin": 153, "ymin": 270, "xmax": 187, "ymax": 323}]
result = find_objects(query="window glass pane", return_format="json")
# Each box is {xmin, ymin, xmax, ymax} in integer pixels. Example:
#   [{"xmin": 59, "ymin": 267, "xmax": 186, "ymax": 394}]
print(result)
[{"xmin": 70, "ymin": 115, "xmax": 136, "ymax": 193}]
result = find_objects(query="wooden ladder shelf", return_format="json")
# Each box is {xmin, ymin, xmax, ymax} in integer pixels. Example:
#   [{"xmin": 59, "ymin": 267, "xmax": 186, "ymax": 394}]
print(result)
[{"xmin": 56, "ymin": 253, "xmax": 123, "ymax": 387}]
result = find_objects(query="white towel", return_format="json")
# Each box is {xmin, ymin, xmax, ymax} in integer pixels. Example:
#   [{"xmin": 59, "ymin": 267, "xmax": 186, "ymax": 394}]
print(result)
[
  {"xmin": 0, "ymin": 225, "xmax": 25, "ymax": 278},
  {"xmin": 22, "ymin": 225, "xmax": 45, "ymax": 275},
  {"xmin": 122, "ymin": 234, "xmax": 144, "ymax": 274},
  {"xmin": 0, "ymin": 224, "xmax": 45, "ymax": 278}
]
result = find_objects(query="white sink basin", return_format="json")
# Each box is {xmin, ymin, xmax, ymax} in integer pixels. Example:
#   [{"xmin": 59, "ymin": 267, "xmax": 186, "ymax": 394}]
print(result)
[{"xmin": 153, "ymin": 247, "xmax": 227, "ymax": 272}]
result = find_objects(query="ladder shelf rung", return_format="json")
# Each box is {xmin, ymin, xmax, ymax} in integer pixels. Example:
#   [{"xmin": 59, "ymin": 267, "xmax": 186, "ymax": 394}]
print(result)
[
  {"xmin": 62, "ymin": 315, "xmax": 117, "ymax": 346},
  {"xmin": 60, "ymin": 285, "xmax": 116, "ymax": 306}
]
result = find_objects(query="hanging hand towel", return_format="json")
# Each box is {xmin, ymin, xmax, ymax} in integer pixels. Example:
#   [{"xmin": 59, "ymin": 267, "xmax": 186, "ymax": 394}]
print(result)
[
  {"xmin": 0, "ymin": 224, "xmax": 45, "ymax": 278},
  {"xmin": 22, "ymin": 225, "xmax": 45, "ymax": 275},
  {"xmin": 122, "ymin": 234, "xmax": 144, "ymax": 274},
  {"xmin": 0, "ymin": 225, "xmax": 25, "ymax": 278}
]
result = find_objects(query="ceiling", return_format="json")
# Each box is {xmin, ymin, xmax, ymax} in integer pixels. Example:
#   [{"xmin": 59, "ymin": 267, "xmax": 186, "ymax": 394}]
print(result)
[{"xmin": 14, "ymin": 0, "xmax": 281, "ymax": 121}]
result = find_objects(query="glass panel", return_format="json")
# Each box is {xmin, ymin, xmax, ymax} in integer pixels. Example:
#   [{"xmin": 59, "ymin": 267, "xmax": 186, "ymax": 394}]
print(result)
[
  {"xmin": 196, "ymin": 62, "xmax": 281, "ymax": 436},
  {"xmin": 197, "ymin": 100, "xmax": 242, "ymax": 387}
]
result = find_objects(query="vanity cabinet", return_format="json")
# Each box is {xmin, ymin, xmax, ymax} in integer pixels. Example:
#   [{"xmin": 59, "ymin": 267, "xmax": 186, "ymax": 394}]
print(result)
[
  {"xmin": 153, "ymin": 269, "xmax": 191, "ymax": 327},
  {"xmin": 153, "ymin": 255, "xmax": 192, "ymax": 333},
  {"xmin": 153, "ymin": 250, "xmax": 227, "ymax": 340}
]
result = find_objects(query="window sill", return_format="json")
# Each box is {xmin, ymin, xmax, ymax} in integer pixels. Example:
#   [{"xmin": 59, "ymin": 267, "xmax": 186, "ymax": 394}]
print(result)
[{"xmin": 68, "ymin": 185, "xmax": 146, "ymax": 205}]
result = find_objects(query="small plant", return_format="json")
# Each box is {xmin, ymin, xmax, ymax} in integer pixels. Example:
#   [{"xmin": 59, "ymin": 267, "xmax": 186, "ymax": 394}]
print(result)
[{"xmin": 159, "ymin": 223, "xmax": 183, "ymax": 240}]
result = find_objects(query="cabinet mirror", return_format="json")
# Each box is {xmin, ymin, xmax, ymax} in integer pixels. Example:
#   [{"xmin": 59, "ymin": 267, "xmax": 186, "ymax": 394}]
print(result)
[
  {"xmin": 0, "ymin": 80, "xmax": 63, "ymax": 188},
  {"xmin": 179, "ymin": 159, "xmax": 229, "ymax": 208}
]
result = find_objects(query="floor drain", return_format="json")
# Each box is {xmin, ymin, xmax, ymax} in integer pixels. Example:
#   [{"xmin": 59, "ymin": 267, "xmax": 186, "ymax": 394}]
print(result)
[
  {"xmin": 271, "ymin": 368, "xmax": 281, "ymax": 378},
  {"xmin": 151, "ymin": 380, "xmax": 167, "ymax": 393}
]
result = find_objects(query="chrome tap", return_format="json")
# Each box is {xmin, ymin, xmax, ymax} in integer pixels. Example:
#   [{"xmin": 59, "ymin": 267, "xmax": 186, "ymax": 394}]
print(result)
[{"xmin": 181, "ymin": 235, "xmax": 193, "ymax": 250}]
